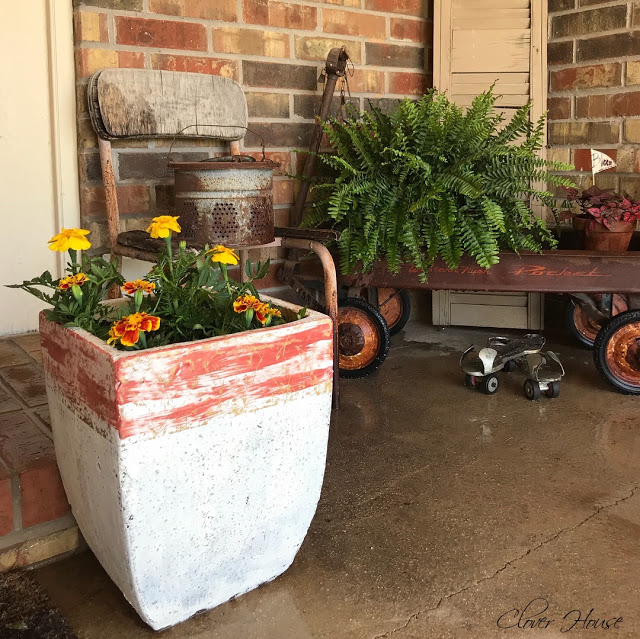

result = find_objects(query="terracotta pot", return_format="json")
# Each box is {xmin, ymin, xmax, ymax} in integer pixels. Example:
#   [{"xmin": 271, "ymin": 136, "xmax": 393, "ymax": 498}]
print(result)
[
  {"xmin": 572, "ymin": 214, "xmax": 590, "ymax": 232},
  {"xmin": 584, "ymin": 220, "xmax": 635, "ymax": 252},
  {"xmin": 572, "ymin": 214, "xmax": 590, "ymax": 248},
  {"xmin": 39, "ymin": 298, "xmax": 333, "ymax": 630}
]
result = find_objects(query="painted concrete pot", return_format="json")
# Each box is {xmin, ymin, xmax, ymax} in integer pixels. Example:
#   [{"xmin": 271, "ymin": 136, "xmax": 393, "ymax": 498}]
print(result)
[{"xmin": 39, "ymin": 299, "xmax": 333, "ymax": 630}]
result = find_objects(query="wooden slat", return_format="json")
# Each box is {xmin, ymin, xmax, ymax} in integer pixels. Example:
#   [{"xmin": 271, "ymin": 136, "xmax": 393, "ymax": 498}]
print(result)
[
  {"xmin": 93, "ymin": 69, "xmax": 248, "ymax": 140},
  {"xmin": 452, "ymin": 30, "xmax": 531, "ymax": 73},
  {"xmin": 450, "ymin": 304, "xmax": 529, "ymax": 328},
  {"xmin": 454, "ymin": 18, "xmax": 530, "ymax": 29},
  {"xmin": 453, "ymin": 0, "xmax": 529, "ymax": 9},
  {"xmin": 453, "ymin": 93, "xmax": 530, "ymax": 107},
  {"xmin": 450, "ymin": 292, "xmax": 529, "ymax": 306}
]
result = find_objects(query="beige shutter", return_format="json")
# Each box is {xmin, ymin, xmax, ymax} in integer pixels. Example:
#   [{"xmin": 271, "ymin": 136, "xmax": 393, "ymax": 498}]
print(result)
[{"xmin": 431, "ymin": 0, "xmax": 547, "ymax": 330}]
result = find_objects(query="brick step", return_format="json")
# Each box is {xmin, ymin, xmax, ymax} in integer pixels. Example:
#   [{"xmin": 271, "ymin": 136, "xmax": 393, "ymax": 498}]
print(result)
[{"xmin": 0, "ymin": 334, "xmax": 79, "ymax": 570}]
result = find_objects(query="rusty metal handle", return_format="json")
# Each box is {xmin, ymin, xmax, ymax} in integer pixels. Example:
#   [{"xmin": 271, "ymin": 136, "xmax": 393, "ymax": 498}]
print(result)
[
  {"xmin": 281, "ymin": 237, "xmax": 340, "ymax": 409},
  {"xmin": 166, "ymin": 123, "xmax": 268, "ymax": 164}
]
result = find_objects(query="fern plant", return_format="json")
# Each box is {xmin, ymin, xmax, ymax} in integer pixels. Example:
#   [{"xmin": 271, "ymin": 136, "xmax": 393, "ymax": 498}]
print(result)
[{"xmin": 303, "ymin": 88, "xmax": 575, "ymax": 280}]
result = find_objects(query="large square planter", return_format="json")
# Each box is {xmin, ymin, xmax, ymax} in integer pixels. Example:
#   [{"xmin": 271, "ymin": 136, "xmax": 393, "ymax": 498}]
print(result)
[{"xmin": 39, "ymin": 299, "xmax": 333, "ymax": 630}]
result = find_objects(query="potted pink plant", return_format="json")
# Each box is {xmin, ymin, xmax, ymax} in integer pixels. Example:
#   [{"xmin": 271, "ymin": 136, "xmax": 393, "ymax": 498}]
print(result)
[
  {"xmin": 563, "ymin": 186, "xmax": 640, "ymax": 251},
  {"xmin": 7, "ymin": 217, "xmax": 334, "ymax": 630}
]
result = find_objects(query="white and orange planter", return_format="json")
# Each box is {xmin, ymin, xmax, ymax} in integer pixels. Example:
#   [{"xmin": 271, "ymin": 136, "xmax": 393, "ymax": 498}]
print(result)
[{"xmin": 39, "ymin": 299, "xmax": 333, "ymax": 631}]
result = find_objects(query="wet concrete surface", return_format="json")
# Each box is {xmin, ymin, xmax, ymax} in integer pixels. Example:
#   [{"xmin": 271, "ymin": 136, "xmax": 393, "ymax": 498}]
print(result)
[{"xmin": 33, "ymin": 324, "xmax": 640, "ymax": 638}]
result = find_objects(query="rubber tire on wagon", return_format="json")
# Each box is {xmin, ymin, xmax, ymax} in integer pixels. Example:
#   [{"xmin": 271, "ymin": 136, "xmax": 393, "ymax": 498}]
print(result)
[
  {"xmin": 565, "ymin": 299, "xmax": 600, "ymax": 349},
  {"xmin": 337, "ymin": 297, "xmax": 391, "ymax": 379},
  {"xmin": 375, "ymin": 289, "xmax": 412, "ymax": 336},
  {"xmin": 565, "ymin": 295, "xmax": 628, "ymax": 350},
  {"xmin": 593, "ymin": 310, "xmax": 640, "ymax": 395}
]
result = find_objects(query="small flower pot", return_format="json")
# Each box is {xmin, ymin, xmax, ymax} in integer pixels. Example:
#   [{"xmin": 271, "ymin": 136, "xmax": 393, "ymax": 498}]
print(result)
[
  {"xmin": 40, "ymin": 298, "xmax": 333, "ymax": 630},
  {"xmin": 584, "ymin": 220, "xmax": 635, "ymax": 252},
  {"xmin": 571, "ymin": 214, "xmax": 591, "ymax": 248}
]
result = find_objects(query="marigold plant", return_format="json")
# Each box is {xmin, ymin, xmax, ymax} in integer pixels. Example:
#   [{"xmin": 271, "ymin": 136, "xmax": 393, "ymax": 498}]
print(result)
[{"xmin": 8, "ymin": 216, "xmax": 299, "ymax": 350}]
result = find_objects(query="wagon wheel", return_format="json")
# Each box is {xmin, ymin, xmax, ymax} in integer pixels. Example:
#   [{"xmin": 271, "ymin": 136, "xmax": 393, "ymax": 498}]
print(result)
[
  {"xmin": 565, "ymin": 295, "xmax": 628, "ymax": 349},
  {"xmin": 375, "ymin": 289, "xmax": 411, "ymax": 336},
  {"xmin": 594, "ymin": 310, "xmax": 640, "ymax": 395},
  {"xmin": 338, "ymin": 298, "xmax": 390, "ymax": 379}
]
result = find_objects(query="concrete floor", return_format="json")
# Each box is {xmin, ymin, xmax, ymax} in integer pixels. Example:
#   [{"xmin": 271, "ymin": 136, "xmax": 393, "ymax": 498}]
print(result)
[{"xmin": 33, "ymin": 324, "xmax": 640, "ymax": 638}]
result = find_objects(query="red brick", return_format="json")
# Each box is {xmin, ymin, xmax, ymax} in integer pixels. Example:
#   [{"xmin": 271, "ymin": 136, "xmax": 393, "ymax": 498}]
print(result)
[
  {"xmin": 364, "ymin": 0, "xmax": 427, "ymax": 18},
  {"xmin": 244, "ymin": 151, "xmax": 292, "ymax": 175},
  {"xmin": 389, "ymin": 71, "xmax": 426, "ymax": 96},
  {"xmin": 151, "ymin": 53, "xmax": 237, "ymax": 79},
  {"xmin": 349, "ymin": 69, "xmax": 385, "ymax": 94},
  {"xmin": 549, "ymin": 63, "xmax": 621, "ymax": 91},
  {"xmin": 575, "ymin": 94, "xmax": 607, "ymax": 119},
  {"xmin": 548, "ymin": 41, "xmax": 573, "ymax": 66},
  {"xmin": 118, "ymin": 51, "xmax": 145, "ymax": 69},
  {"xmin": 244, "ymin": 0, "xmax": 317, "ymax": 30},
  {"xmin": 149, "ymin": 0, "xmax": 237, "ymax": 22},
  {"xmin": 390, "ymin": 17, "xmax": 431, "ymax": 44},
  {"xmin": 0, "ymin": 413, "xmax": 54, "ymax": 474},
  {"xmin": 609, "ymin": 92, "xmax": 640, "ymax": 117},
  {"xmin": 547, "ymin": 96, "xmax": 571, "ymax": 120},
  {"xmin": 274, "ymin": 179, "xmax": 294, "ymax": 205},
  {"xmin": 573, "ymin": 148, "xmax": 617, "ymax": 172},
  {"xmin": 74, "ymin": 11, "xmax": 109, "ymax": 43},
  {"xmin": 576, "ymin": 91, "xmax": 640, "ymax": 118},
  {"xmin": 115, "ymin": 16, "xmax": 207, "ymax": 51},
  {"xmin": 81, "ymin": 185, "xmax": 151, "ymax": 217},
  {"xmin": 20, "ymin": 460, "xmax": 70, "ymax": 529},
  {"xmin": 213, "ymin": 28, "xmax": 289, "ymax": 58},
  {"xmin": 322, "ymin": 8, "xmax": 386, "ymax": 39},
  {"xmin": 0, "ymin": 475, "xmax": 13, "ymax": 536}
]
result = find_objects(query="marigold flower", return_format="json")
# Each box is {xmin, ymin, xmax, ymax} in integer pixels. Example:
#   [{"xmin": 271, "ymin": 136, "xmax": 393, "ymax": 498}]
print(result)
[
  {"xmin": 233, "ymin": 294, "xmax": 259, "ymax": 314},
  {"xmin": 254, "ymin": 302, "xmax": 269, "ymax": 325},
  {"xmin": 210, "ymin": 245, "xmax": 239, "ymax": 266},
  {"xmin": 146, "ymin": 215, "xmax": 181, "ymax": 239},
  {"xmin": 48, "ymin": 228, "xmax": 91, "ymax": 252},
  {"xmin": 233, "ymin": 295, "xmax": 281, "ymax": 325},
  {"xmin": 122, "ymin": 279, "xmax": 155, "ymax": 296},
  {"xmin": 57, "ymin": 273, "xmax": 88, "ymax": 290},
  {"xmin": 107, "ymin": 312, "xmax": 161, "ymax": 347}
]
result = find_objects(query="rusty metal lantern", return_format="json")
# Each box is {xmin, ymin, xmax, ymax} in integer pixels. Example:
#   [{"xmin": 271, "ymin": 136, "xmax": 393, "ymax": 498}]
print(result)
[{"xmin": 169, "ymin": 156, "xmax": 279, "ymax": 247}]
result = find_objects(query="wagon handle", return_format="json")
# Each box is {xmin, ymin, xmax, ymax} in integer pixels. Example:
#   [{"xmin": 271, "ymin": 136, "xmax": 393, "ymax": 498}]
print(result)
[{"xmin": 166, "ymin": 124, "xmax": 267, "ymax": 165}]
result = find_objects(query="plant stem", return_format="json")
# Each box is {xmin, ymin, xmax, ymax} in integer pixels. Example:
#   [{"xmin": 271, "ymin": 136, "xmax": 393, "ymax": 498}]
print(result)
[
  {"xmin": 165, "ymin": 235, "xmax": 174, "ymax": 279},
  {"xmin": 220, "ymin": 263, "xmax": 232, "ymax": 296}
]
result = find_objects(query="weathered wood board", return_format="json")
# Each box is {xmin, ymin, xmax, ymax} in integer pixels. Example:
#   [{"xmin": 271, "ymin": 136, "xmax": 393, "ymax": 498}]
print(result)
[{"xmin": 90, "ymin": 68, "xmax": 248, "ymax": 140}]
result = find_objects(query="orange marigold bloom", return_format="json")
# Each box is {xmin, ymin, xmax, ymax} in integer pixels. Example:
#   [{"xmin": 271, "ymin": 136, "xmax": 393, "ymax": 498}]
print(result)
[
  {"xmin": 122, "ymin": 279, "xmax": 155, "ymax": 296},
  {"xmin": 254, "ymin": 302, "xmax": 270, "ymax": 325},
  {"xmin": 107, "ymin": 312, "xmax": 161, "ymax": 347},
  {"xmin": 58, "ymin": 273, "xmax": 88, "ymax": 290},
  {"xmin": 233, "ymin": 294, "xmax": 260, "ymax": 314},
  {"xmin": 233, "ymin": 294, "xmax": 281, "ymax": 324}
]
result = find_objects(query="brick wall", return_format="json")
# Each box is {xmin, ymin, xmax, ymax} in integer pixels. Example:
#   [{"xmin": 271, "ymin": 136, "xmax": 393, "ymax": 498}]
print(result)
[
  {"xmin": 548, "ymin": 0, "xmax": 640, "ymax": 197},
  {"xmin": 74, "ymin": 0, "xmax": 433, "ymax": 275}
]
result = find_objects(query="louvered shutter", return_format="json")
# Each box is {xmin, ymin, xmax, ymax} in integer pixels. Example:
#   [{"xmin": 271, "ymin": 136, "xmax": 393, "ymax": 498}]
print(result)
[{"xmin": 431, "ymin": 0, "xmax": 547, "ymax": 330}]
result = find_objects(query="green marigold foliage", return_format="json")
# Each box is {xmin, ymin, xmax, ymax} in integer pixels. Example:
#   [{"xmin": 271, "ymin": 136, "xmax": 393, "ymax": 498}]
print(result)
[{"xmin": 303, "ymin": 89, "xmax": 575, "ymax": 280}]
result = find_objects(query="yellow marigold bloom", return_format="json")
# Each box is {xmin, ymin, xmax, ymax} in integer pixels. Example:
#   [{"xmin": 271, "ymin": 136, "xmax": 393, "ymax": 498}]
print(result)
[
  {"xmin": 122, "ymin": 279, "xmax": 155, "ymax": 296},
  {"xmin": 266, "ymin": 306, "xmax": 282, "ymax": 318},
  {"xmin": 146, "ymin": 215, "xmax": 181, "ymax": 239},
  {"xmin": 210, "ymin": 245, "xmax": 239, "ymax": 265},
  {"xmin": 48, "ymin": 228, "xmax": 91, "ymax": 252},
  {"xmin": 57, "ymin": 273, "xmax": 88, "ymax": 290},
  {"xmin": 107, "ymin": 312, "xmax": 161, "ymax": 347}
]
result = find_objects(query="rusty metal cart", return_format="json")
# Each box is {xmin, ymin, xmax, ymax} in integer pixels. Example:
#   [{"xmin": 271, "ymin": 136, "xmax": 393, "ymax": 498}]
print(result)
[
  {"xmin": 279, "ymin": 228, "xmax": 640, "ymax": 395},
  {"xmin": 275, "ymin": 50, "xmax": 640, "ymax": 395}
]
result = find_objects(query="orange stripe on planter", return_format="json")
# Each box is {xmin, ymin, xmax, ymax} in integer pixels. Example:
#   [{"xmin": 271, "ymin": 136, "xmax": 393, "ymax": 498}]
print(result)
[{"xmin": 117, "ymin": 367, "xmax": 333, "ymax": 439}]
